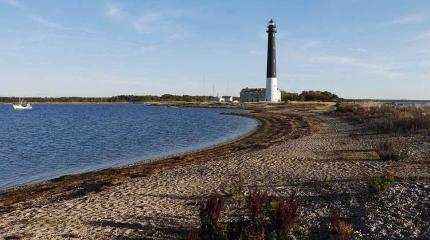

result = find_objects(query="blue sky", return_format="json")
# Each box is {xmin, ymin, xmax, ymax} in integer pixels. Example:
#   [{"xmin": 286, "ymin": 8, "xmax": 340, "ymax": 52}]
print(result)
[{"xmin": 0, "ymin": 0, "xmax": 429, "ymax": 99}]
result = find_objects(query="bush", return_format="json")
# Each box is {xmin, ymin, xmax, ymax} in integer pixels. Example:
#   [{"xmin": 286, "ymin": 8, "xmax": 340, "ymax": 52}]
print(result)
[
  {"xmin": 334, "ymin": 103, "xmax": 365, "ymax": 115},
  {"xmin": 198, "ymin": 193, "xmax": 226, "ymax": 239},
  {"xmin": 329, "ymin": 209, "xmax": 353, "ymax": 240},
  {"xmin": 272, "ymin": 190, "xmax": 299, "ymax": 234},
  {"xmin": 299, "ymin": 91, "xmax": 341, "ymax": 102},
  {"xmin": 368, "ymin": 172, "xmax": 395, "ymax": 193},
  {"xmin": 247, "ymin": 189, "xmax": 268, "ymax": 224},
  {"xmin": 281, "ymin": 92, "xmax": 300, "ymax": 101},
  {"xmin": 192, "ymin": 190, "xmax": 351, "ymax": 240},
  {"xmin": 376, "ymin": 138, "xmax": 407, "ymax": 161},
  {"xmin": 293, "ymin": 224, "xmax": 316, "ymax": 240},
  {"xmin": 191, "ymin": 190, "xmax": 306, "ymax": 240},
  {"xmin": 281, "ymin": 90, "xmax": 341, "ymax": 102}
]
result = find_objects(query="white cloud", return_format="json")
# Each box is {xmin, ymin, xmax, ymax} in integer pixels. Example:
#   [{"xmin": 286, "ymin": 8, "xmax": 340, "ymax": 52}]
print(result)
[
  {"xmin": 310, "ymin": 55, "xmax": 356, "ymax": 64},
  {"xmin": 388, "ymin": 12, "xmax": 430, "ymax": 25},
  {"xmin": 302, "ymin": 40, "xmax": 321, "ymax": 49},
  {"xmin": 139, "ymin": 45, "xmax": 159, "ymax": 54},
  {"xmin": 29, "ymin": 15, "xmax": 62, "ymax": 29},
  {"xmin": 106, "ymin": 5, "xmax": 124, "ymax": 19},
  {"xmin": 421, "ymin": 60, "xmax": 430, "ymax": 66},
  {"xmin": 413, "ymin": 31, "xmax": 430, "ymax": 41},
  {"xmin": 166, "ymin": 31, "xmax": 188, "ymax": 42},
  {"xmin": 248, "ymin": 50, "xmax": 264, "ymax": 56},
  {"xmin": 309, "ymin": 55, "xmax": 396, "ymax": 77},
  {"xmin": 281, "ymin": 73, "xmax": 317, "ymax": 80},
  {"xmin": 348, "ymin": 47, "xmax": 368, "ymax": 53},
  {"xmin": 134, "ymin": 13, "xmax": 161, "ymax": 33}
]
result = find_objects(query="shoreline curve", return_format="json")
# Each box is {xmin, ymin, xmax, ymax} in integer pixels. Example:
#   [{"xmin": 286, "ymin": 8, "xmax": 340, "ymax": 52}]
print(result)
[{"xmin": 0, "ymin": 103, "xmax": 307, "ymax": 213}]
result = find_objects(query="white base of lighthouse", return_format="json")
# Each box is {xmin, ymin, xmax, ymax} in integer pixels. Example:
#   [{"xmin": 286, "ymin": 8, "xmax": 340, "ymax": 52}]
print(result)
[{"xmin": 265, "ymin": 77, "xmax": 281, "ymax": 102}]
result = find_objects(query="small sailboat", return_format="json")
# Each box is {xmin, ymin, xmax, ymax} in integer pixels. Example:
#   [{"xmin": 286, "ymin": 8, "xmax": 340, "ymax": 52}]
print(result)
[{"xmin": 13, "ymin": 98, "xmax": 32, "ymax": 110}]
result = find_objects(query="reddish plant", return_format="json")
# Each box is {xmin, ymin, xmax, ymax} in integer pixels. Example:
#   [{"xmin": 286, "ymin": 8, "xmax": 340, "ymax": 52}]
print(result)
[
  {"xmin": 329, "ymin": 208, "xmax": 353, "ymax": 240},
  {"xmin": 247, "ymin": 189, "xmax": 268, "ymax": 224},
  {"xmin": 273, "ymin": 190, "xmax": 299, "ymax": 233},
  {"xmin": 199, "ymin": 193, "xmax": 225, "ymax": 228},
  {"xmin": 187, "ymin": 232, "xmax": 199, "ymax": 240},
  {"xmin": 198, "ymin": 193, "xmax": 226, "ymax": 239}
]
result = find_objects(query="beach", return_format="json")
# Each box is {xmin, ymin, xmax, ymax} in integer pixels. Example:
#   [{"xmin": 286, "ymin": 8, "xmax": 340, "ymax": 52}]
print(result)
[{"xmin": 0, "ymin": 102, "xmax": 429, "ymax": 239}]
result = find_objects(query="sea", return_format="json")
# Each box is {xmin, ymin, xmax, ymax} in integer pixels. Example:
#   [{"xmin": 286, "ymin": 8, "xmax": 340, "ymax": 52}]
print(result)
[
  {"xmin": 0, "ymin": 104, "xmax": 257, "ymax": 190},
  {"xmin": 392, "ymin": 100, "xmax": 430, "ymax": 107}
]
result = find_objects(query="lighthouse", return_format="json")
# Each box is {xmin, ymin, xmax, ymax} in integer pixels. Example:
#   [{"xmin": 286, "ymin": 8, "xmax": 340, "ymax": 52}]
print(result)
[
  {"xmin": 239, "ymin": 19, "xmax": 282, "ymax": 103},
  {"xmin": 265, "ymin": 19, "xmax": 281, "ymax": 102}
]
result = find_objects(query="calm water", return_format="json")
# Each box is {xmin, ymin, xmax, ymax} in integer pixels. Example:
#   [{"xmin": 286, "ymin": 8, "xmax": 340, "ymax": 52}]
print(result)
[
  {"xmin": 0, "ymin": 104, "xmax": 257, "ymax": 189},
  {"xmin": 393, "ymin": 101, "xmax": 430, "ymax": 107}
]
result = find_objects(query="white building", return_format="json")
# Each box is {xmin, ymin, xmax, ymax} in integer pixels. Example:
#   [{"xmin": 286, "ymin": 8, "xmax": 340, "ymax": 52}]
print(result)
[{"xmin": 220, "ymin": 96, "xmax": 233, "ymax": 102}]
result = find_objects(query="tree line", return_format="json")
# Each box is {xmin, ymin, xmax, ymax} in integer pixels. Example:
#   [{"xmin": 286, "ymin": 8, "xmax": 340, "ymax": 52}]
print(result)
[
  {"xmin": 0, "ymin": 91, "xmax": 341, "ymax": 103},
  {"xmin": 0, "ymin": 95, "xmax": 219, "ymax": 103},
  {"xmin": 281, "ymin": 90, "xmax": 341, "ymax": 102}
]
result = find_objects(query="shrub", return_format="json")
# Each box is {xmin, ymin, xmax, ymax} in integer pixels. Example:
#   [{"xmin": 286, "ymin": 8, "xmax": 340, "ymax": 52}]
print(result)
[
  {"xmin": 281, "ymin": 90, "xmax": 341, "ymax": 102},
  {"xmin": 376, "ymin": 138, "xmax": 407, "ymax": 161},
  {"xmin": 271, "ymin": 190, "xmax": 299, "ymax": 235},
  {"xmin": 198, "ymin": 193, "xmax": 226, "ymax": 239},
  {"xmin": 368, "ymin": 172, "xmax": 395, "ymax": 193},
  {"xmin": 329, "ymin": 209, "xmax": 353, "ymax": 240},
  {"xmin": 282, "ymin": 91, "xmax": 301, "ymax": 101},
  {"xmin": 191, "ymin": 190, "xmax": 317, "ymax": 240},
  {"xmin": 334, "ymin": 103, "xmax": 365, "ymax": 115},
  {"xmin": 247, "ymin": 189, "xmax": 268, "ymax": 224},
  {"xmin": 226, "ymin": 220, "xmax": 247, "ymax": 240},
  {"xmin": 299, "ymin": 91, "xmax": 341, "ymax": 102},
  {"xmin": 293, "ymin": 224, "xmax": 317, "ymax": 240},
  {"xmin": 188, "ymin": 232, "xmax": 199, "ymax": 240}
]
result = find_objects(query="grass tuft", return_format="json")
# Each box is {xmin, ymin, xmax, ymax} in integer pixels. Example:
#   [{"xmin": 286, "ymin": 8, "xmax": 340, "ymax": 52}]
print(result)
[
  {"xmin": 368, "ymin": 172, "xmax": 396, "ymax": 193},
  {"xmin": 376, "ymin": 138, "xmax": 407, "ymax": 161}
]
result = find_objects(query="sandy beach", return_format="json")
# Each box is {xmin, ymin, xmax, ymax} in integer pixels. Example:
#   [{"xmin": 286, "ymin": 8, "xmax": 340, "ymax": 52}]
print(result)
[{"xmin": 0, "ymin": 103, "xmax": 429, "ymax": 239}]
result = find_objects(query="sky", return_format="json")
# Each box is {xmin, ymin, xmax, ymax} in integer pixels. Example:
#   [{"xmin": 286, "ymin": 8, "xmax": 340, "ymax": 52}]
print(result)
[{"xmin": 0, "ymin": 0, "xmax": 429, "ymax": 100}]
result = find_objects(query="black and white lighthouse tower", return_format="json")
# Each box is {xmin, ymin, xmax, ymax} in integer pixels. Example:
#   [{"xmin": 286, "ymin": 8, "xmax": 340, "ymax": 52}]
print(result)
[{"xmin": 265, "ymin": 19, "xmax": 281, "ymax": 102}]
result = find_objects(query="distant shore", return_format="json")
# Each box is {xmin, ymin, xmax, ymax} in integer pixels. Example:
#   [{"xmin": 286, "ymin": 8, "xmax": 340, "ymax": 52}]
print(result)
[
  {"xmin": 0, "ymin": 101, "xmax": 237, "ymax": 106},
  {"xmin": 0, "ymin": 102, "xmax": 131, "ymax": 104}
]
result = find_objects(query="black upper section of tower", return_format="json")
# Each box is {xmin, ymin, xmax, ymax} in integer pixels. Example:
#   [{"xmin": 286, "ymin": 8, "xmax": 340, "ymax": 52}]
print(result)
[{"xmin": 266, "ymin": 19, "xmax": 277, "ymax": 78}]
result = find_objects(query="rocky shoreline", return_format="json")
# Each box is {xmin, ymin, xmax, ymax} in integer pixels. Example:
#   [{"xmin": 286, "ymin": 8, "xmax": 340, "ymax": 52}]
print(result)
[{"xmin": 0, "ymin": 102, "xmax": 429, "ymax": 239}]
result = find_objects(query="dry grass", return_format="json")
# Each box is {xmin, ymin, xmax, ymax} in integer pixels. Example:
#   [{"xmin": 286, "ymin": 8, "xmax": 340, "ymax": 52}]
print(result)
[
  {"xmin": 334, "ymin": 103, "xmax": 430, "ymax": 135},
  {"xmin": 376, "ymin": 138, "xmax": 407, "ymax": 161}
]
